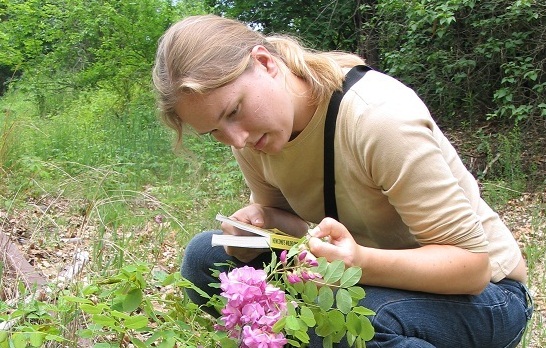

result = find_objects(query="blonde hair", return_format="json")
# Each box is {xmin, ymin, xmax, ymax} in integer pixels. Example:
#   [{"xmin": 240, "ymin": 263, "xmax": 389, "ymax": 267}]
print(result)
[{"xmin": 152, "ymin": 14, "xmax": 365, "ymax": 145}]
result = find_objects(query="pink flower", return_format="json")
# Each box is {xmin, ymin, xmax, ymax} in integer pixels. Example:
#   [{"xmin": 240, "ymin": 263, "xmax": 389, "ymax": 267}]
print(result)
[
  {"xmin": 217, "ymin": 266, "xmax": 288, "ymax": 346},
  {"xmin": 287, "ymin": 271, "xmax": 302, "ymax": 284},
  {"xmin": 280, "ymin": 250, "xmax": 288, "ymax": 265},
  {"xmin": 241, "ymin": 302, "xmax": 266, "ymax": 323},
  {"xmin": 265, "ymin": 284, "xmax": 287, "ymax": 305},
  {"xmin": 307, "ymin": 258, "xmax": 319, "ymax": 267},
  {"xmin": 241, "ymin": 325, "xmax": 288, "ymax": 348}
]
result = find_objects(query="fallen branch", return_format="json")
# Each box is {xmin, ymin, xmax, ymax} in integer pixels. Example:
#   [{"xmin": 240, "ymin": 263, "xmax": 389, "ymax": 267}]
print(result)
[
  {"xmin": 0, "ymin": 231, "xmax": 47, "ymax": 289},
  {"xmin": 0, "ymin": 235, "xmax": 89, "ymax": 332}
]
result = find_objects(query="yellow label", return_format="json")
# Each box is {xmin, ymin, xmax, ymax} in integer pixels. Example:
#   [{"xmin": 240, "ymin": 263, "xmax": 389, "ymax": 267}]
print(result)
[{"xmin": 269, "ymin": 235, "xmax": 300, "ymax": 250}]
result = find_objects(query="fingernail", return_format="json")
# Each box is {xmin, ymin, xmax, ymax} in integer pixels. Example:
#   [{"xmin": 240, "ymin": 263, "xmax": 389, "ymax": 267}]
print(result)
[{"xmin": 308, "ymin": 226, "xmax": 320, "ymax": 237}]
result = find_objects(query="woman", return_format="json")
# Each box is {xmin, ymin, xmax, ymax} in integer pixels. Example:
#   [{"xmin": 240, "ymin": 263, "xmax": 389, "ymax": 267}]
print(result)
[{"xmin": 152, "ymin": 14, "xmax": 532, "ymax": 347}]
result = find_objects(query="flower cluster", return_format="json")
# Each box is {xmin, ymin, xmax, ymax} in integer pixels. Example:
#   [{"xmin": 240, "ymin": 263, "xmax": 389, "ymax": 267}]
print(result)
[
  {"xmin": 216, "ymin": 266, "xmax": 288, "ymax": 348},
  {"xmin": 213, "ymin": 246, "xmax": 375, "ymax": 347},
  {"xmin": 280, "ymin": 249, "xmax": 322, "ymax": 284}
]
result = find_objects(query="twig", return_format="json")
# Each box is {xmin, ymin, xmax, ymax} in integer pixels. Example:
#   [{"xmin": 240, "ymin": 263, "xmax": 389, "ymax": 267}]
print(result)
[{"xmin": 482, "ymin": 153, "xmax": 501, "ymax": 177}]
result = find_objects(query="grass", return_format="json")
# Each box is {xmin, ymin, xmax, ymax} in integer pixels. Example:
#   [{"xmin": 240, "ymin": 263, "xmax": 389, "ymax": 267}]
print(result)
[{"xmin": 1, "ymin": 83, "xmax": 545, "ymax": 346}]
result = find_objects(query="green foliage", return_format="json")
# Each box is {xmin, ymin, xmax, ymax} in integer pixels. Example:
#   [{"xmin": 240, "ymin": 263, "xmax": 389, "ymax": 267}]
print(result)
[
  {"xmin": 371, "ymin": 0, "xmax": 545, "ymax": 126},
  {"xmin": 0, "ymin": 0, "xmax": 208, "ymax": 114},
  {"xmin": 203, "ymin": 0, "xmax": 545, "ymax": 126},
  {"xmin": 207, "ymin": 0, "xmax": 362, "ymax": 53},
  {"xmin": 0, "ymin": 264, "xmax": 226, "ymax": 347},
  {"xmin": 0, "ymin": 1, "xmax": 544, "ymax": 346},
  {"xmin": 0, "ymin": 108, "xmax": 17, "ymax": 169}
]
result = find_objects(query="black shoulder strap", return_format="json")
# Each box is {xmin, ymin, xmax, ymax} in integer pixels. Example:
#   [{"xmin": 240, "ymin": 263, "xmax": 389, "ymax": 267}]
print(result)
[{"xmin": 324, "ymin": 65, "xmax": 371, "ymax": 220}]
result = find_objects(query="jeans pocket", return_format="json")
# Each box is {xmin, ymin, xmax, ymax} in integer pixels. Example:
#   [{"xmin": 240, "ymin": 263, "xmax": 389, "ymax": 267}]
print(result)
[{"xmin": 521, "ymin": 283, "xmax": 534, "ymax": 320}]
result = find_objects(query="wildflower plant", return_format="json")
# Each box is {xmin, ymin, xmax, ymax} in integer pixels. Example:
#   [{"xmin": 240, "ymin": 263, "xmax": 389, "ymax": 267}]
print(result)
[{"xmin": 210, "ymin": 241, "xmax": 376, "ymax": 348}]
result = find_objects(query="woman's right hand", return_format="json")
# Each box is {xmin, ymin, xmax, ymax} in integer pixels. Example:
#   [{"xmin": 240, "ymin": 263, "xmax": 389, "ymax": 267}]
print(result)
[{"xmin": 221, "ymin": 204, "xmax": 270, "ymax": 263}]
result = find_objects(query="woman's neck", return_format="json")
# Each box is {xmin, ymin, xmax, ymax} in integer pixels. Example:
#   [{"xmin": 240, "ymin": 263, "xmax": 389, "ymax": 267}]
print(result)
[{"xmin": 290, "ymin": 74, "xmax": 318, "ymax": 136}]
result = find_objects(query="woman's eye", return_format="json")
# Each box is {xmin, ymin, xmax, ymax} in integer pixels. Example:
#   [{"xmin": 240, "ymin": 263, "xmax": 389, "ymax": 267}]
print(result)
[{"xmin": 228, "ymin": 105, "xmax": 239, "ymax": 118}]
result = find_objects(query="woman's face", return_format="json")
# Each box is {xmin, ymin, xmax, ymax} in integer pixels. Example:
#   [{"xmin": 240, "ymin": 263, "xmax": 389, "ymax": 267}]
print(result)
[{"xmin": 175, "ymin": 49, "xmax": 299, "ymax": 154}]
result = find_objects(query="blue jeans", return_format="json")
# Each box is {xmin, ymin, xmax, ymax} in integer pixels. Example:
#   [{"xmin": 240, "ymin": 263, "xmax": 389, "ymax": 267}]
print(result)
[{"xmin": 182, "ymin": 231, "xmax": 533, "ymax": 348}]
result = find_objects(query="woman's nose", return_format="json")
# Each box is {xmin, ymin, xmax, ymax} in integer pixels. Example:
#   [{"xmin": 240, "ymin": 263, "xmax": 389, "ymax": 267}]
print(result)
[{"xmin": 214, "ymin": 126, "xmax": 248, "ymax": 149}]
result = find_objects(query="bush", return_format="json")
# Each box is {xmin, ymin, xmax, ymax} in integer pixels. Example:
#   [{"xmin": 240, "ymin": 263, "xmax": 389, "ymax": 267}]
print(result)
[{"xmin": 368, "ymin": 0, "xmax": 545, "ymax": 126}]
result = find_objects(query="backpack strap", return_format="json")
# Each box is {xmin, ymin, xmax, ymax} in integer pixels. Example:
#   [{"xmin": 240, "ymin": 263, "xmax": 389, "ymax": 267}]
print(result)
[{"xmin": 323, "ymin": 65, "xmax": 371, "ymax": 220}]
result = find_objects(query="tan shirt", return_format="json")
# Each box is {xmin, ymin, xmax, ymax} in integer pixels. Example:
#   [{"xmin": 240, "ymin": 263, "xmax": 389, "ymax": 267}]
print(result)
[{"xmin": 232, "ymin": 70, "xmax": 521, "ymax": 282}]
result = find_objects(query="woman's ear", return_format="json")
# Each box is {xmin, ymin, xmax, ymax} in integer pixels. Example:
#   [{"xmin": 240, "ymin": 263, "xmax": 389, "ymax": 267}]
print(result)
[{"xmin": 251, "ymin": 45, "xmax": 278, "ymax": 77}]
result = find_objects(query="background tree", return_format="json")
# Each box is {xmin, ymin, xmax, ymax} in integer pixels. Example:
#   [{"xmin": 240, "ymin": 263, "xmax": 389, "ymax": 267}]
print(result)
[
  {"xmin": 0, "ymin": 0, "xmax": 192, "ymax": 115},
  {"xmin": 206, "ymin": 0, "xmax": 375, "ymax": 62},
  {"xmin": 2, "ymin": 0, "xmax": 544, "ymax": 126},
  {"xmin": 373, "ymin": 0, "xmax": 545, "ymax": 126}
]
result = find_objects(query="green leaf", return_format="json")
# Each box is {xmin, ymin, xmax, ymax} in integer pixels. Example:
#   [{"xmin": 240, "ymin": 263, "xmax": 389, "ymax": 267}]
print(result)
[
  {"xmin": 317, "ymin": 286, "xmax": 334, "ymax": 311},
  {"xmin": 130, "ymin": 337, "xmax": 148, "ymax": 348},
  {"xmin": 315, "ymin": 257, "xmax": 329, "ymax": 275},
  {"xmin": 80, "ymin": 303, "xmax": 106, "ymax": 314},
  {"xmin": 358, "ymin": 315, "xmax": 375, "ymax": 341},
  {"xmin": 291, "ymin": 280, "xmax": 305, "ymax": 294},
  {"xmin": 92, "ymin": 314, "xmax": 116, "ymax": 327},
  {"xmin": 28, "ymin": 332, "xmax": 45, "ymax": 347},
  {"xmin": 347, "ymin": 286, "xmax": 366, "ymax": 301},
  {"xmin": 327, "ymin": 310, "xmax": 345, "ymax": 332},
  {"xmin": 302, "ymin": 281, "xmax": 318, "ymax": 302},
  {"xmin": 287, "ymin": 302, "xmax": 298, "ymax": 316},
  {"xmin": 77, "ymin": 329, "xmax": 94, "ymax": 339},
  {"xmin": 331, "ymin": 328, "xmax": 346, "ymax": 344},
  {"xmin": 353, "ymin": 306, "xmax": 376, "ymax": 316},
  {"xmin": 272, "ymin": 316, "xmax": 286, "ymax": 332},
  {"xmin": 339, "ymin": 267, "xmax": 362, "ymax": 288},
  {"xmin": 135, "ymin": 272, "xmax": 147, "ymax": 289},
  {"xmin": 111, "ymin": 310, "xmax": 131, "ymax": 320},
  {"xmin": 286, "ymin": 315, "xmax": 300, "ymax": 330},
  {"xmin": 157, "ymin": 337, "xmax": 176, "ymax": 348},
  {"xmin": 315, "ymin": 319, "xmax": 334, "ymax": 337},
  {"xmin": 346, "ymin": 312, "xmax": 361, "ymax": 336},
  {"xmin": 322, "ymin": 334, "xmax": 333, "ymax": 348},
  {"xmin": 218, "ymin": 335, "xmax": 239, "ymax": 348},
  {"xmin": 11, "ymin": 333, "xmax": 26, "ymax": 348},
  {"xmin": 335, "ymin": 289, "xmax": 352, "ymax": 314},
  {"xmin": 62, "ymin": 295, "xmax": 93, "ymax": 304},
  {"xmin": 286, "ymin": 244, "xmax": 301, "ymax": 259},
  {"xmin": 346, "ymin": 331, "xmax": 357, "ymax": 346},
  {"xmin": 293, "ymin": 329, "xmax": 310, "ymax": 344},
  {"xmin": 286, "ymin": 338, "xmax": 301, "ymax": 347},
  {"xmin": 83, "ymin": 284, "xmax": 100, "ymax": 296},
  {"xmin": 299, "ymin": 306, "xmax": 316, "ymax": 327},
  {"xmin": 124, "ymin": 315, "xmax": 148, "ymax": 329},
  {"xmin": 123, "ymin": 288, "xmax": 143, "ymax": 312},
  {"xmin": 323, "ymin": 260, "xmax": 345, "ymax": 284}
]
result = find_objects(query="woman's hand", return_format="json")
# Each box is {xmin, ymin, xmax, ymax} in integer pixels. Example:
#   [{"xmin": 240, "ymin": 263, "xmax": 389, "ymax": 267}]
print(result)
[
  {"xmin": 222, "ymin": 204, "xmax": 269, "ymax": 263},
  {"xmin": 307, "ymin": 217, "xmax": 359, "ymax": 268},
  {"xmin": 221, "ymin": 204, "xmax": 310, "ymax": 263}
]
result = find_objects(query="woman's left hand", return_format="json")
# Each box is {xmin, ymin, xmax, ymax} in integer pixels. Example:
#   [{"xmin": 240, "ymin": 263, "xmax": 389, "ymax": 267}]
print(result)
[{"xmin": 307, "ymin": 217, "xmax": 359, "ymax": 268}]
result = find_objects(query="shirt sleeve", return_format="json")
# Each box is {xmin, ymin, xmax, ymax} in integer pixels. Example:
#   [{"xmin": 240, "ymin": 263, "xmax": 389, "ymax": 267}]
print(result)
[{"xmin": 351, "ymin": 87, "xmax": 489, "ymax": 253}]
